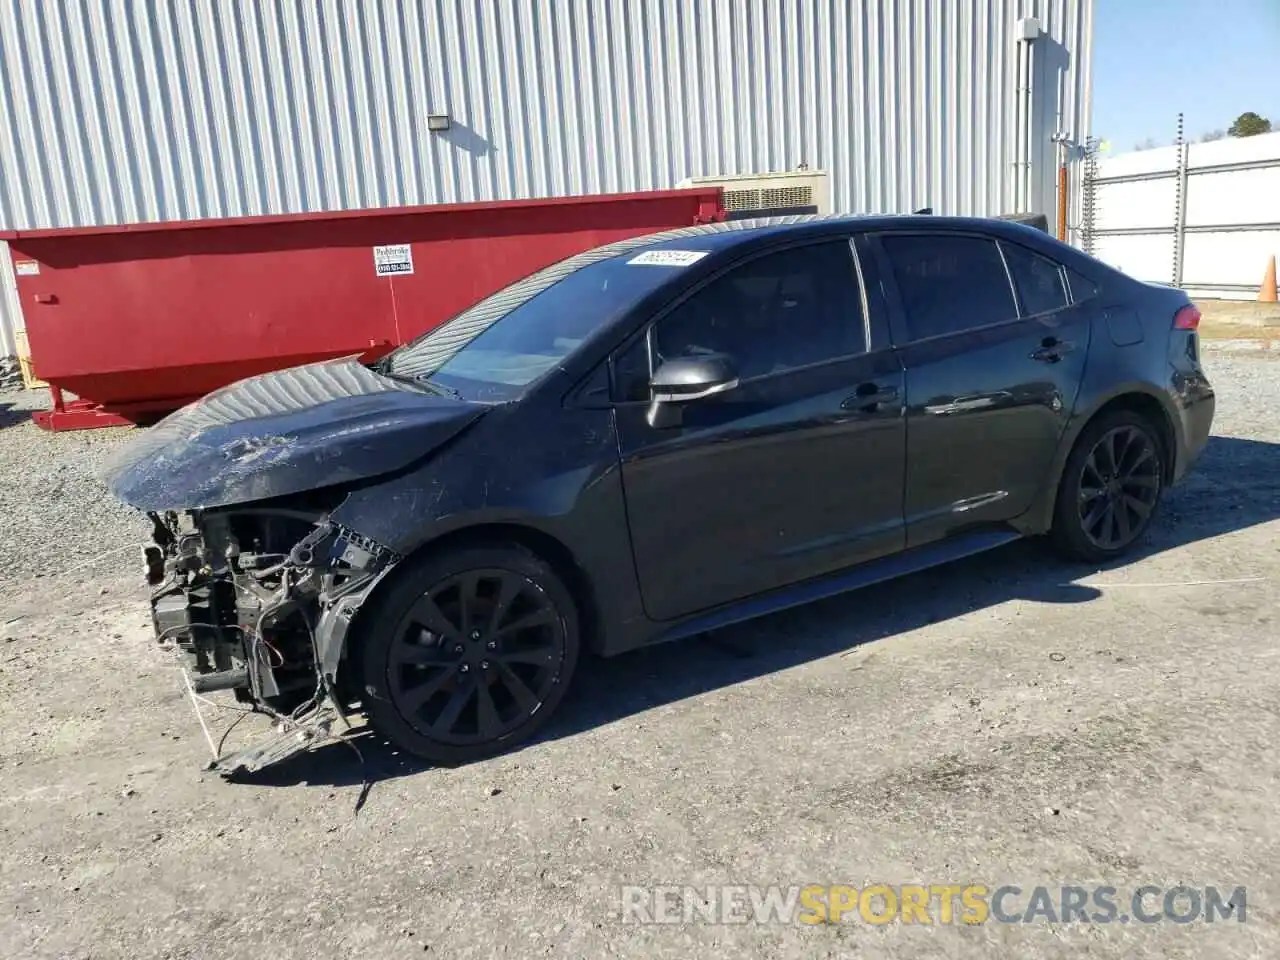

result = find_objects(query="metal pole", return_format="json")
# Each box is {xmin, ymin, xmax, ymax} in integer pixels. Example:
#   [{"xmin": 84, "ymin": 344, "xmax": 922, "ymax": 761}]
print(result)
[
  {"xmin": 1081, "ymin": 137, "xmax": 1098, "ymax": 255},
  {"xmin": 1024, "ymin": 37, "xmax": 1036, "ymax": 215},
  {"xmin": 1052, "ymin": 135, "xmax": 1070, "ymax": 241},
  {"xmin": 1172, "ymin": 113, "xmax": 1187, "ymax": 287},
  {"xmin": 1057, "ymin": 162, "xmax": 1068, "ymax": 241},
  {"xmin": 1012, "ymin": 39, "xmax": 1027, "ymax": 211}
]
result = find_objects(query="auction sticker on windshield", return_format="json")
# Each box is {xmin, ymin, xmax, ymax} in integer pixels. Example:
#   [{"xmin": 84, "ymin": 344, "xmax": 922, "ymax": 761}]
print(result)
[
  {"xmin": 373, "ymin": 244, "xmax": 414, "ymax": 276},
  {"xmin": 627, "ymin": 250, "xmax": 710, "ymax": 267}
]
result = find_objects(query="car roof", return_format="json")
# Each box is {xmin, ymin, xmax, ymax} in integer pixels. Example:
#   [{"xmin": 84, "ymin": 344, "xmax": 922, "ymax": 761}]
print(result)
[
  {"xmin": 607, "ymin": 212, "xmax": 1060, "ymax": 258},
  {"xmin": 385, "ymin": 210, "xmax": 1093, "ymax": 384}
]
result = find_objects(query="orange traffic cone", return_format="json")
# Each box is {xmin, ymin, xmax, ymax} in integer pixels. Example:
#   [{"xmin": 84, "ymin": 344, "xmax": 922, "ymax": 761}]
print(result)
[{"xmin": 1261, "ymin": 254, "xmax": 1278, "ymax": 303}]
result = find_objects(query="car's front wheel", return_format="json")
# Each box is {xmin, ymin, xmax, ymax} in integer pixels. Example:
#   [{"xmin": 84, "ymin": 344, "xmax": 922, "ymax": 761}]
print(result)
[
  {"xmin": 358, "ymin": 542, "xmax": 580, "ymax": 765},
  {"xmin": 1052, "ymin": 410, "xmax": 1165, "ymax": 563}
]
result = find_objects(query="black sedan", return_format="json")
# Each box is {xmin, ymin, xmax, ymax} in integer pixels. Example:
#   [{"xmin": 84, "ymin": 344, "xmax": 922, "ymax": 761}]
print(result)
[{"xmin": 105, "ymin": 214, "xmax": 1215, "ymax": 769}]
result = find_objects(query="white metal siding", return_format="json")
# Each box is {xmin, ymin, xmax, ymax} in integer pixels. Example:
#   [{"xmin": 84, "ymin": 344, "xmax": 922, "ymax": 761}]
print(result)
[{"xmin": 0, "ymin": 0, "xmax": 1092, "ymax": 355}]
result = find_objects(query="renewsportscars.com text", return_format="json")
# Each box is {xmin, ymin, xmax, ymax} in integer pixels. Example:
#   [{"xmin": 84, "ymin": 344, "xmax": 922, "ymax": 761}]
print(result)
[{"xmin": 620, "ymin": 883, "xmax": 1247, "ymax": 926}]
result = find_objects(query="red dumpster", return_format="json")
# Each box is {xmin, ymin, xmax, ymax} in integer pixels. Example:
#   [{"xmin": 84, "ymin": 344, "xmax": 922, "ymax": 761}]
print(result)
[{"xmin": 1, "ymin": 188, "xmax": 724, "ymax": 430}]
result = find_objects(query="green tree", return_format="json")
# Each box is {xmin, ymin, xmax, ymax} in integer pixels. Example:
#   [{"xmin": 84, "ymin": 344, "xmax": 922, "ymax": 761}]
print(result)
[{"xmin": 1228, "ymin": 112, "xmax": 1273, "ymax": 137}]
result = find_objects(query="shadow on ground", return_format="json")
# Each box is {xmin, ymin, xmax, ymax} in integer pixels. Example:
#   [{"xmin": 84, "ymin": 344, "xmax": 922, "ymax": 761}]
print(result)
[
  {"xmin": 237, "ymin": 434, "xmax": 1280, "ymax": 790},
  {"xmin": 0, "ymin": 401, "xmax": 31, "ymax": 430}
]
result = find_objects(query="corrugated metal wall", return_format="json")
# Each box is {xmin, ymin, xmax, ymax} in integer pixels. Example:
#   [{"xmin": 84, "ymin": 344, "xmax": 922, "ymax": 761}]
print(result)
[{"xmin": 0, "ymin": 0, "xmax": 1092, "ymax": 357}]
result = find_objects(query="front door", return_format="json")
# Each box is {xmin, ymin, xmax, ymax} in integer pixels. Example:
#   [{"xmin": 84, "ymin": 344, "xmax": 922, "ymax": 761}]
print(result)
[
  {"xmin": 873, "ymin": 231, "xmax": 1092, "ymax": 546},
  {"xmin": 614, "ymin": 239, "xmax": 906, "ymax": 622}
]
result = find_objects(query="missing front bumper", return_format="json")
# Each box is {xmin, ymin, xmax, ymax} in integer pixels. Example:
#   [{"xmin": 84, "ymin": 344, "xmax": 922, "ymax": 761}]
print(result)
[{"xmin": 146, "ymin": 509, "xmax": 401, "ymax": 775}]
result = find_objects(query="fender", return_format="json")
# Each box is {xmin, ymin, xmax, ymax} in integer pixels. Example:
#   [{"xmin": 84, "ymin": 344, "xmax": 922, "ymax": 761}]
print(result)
[
  {"xmin": 328, "ymin": 409, "xmax": 653, "ymax": 657},
  {"xmin": 1012, "ymin": 379, "xmax": 1180, "ymax": 537}
]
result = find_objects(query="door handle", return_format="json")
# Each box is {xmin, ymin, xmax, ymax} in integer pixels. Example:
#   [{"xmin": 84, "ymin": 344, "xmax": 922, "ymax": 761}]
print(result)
[
  {"xmin": 925, "ymin": 396, "xmax": 989, "ymax": 416},
  {"xmin": 923, "ymin": 390, "xmax": 1014, "ymax": 416},
  {"xmin": 842, "ymin": 383, "xmax": 899, "ymax": 413},
  {"xmin": 1031, "ymin": 336, "xmax": 1074, "ymax": 363}
]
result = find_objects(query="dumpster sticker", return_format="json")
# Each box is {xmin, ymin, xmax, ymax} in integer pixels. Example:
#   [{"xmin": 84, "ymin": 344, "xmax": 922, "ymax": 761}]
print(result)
[
  {"xmin": 14, "ymin": 260, "xmax": 39, "ymax": 276},
  {"xmin": 373, "ymin": 244, "xmax": 414, "ymax": 277},
  {"xmin": 626, "ymin": 250, "xmax": 709, "ymax": 267}
]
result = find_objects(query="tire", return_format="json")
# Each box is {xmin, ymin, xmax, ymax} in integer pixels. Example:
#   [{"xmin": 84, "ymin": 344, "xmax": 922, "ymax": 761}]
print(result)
[
  {"xmin": 1051, "ymin": 410, "xmax": 1165, "ymax": 563},
  {"xmin": 358, "ymin": 542, "xmax": 580, "ymax": 766}
]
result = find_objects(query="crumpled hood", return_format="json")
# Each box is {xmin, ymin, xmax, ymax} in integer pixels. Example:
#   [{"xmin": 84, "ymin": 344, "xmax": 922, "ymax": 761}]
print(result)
[{"xmin": 103, "ymin": 357, "xmax": 486, "ymax": 511}]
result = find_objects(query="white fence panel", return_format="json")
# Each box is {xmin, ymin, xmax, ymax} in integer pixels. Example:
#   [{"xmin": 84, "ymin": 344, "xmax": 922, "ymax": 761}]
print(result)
[
  {"xmin": 1184, "ymin": 231, "xmax": 1280, "ymax": 297},
  {"xmin": 1094, "ymin": 234, "xmax": 1174, "ymax": 284},
  {"xmin": 1088, "ymin": 130, "xmax": 1280, "ymax": 299},
  {"xmin": 1094, "ymin": 177, "xmax": 1176, "ymax": 231},
  {"xmin": 1184, "ymin": 167, "xmax": 1280, "ymax": 227}
]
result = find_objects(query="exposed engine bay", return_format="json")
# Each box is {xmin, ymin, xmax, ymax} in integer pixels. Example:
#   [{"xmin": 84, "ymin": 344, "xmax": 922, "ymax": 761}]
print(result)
[
  {"xmin": 145, "ymin": 506, "xmax": 401, "ymax": 775},
  {"xmin": 95, "ymin": 356, "xmax": 495, "ymax": 774}
]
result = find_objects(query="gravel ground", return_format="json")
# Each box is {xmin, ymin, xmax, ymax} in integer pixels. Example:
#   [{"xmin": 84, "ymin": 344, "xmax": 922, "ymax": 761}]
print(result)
[
  {"xmin": 0, "ymin": 391, "xmax": 147, "ymax": 587},
  {"xmin": 1, "ymin": 345, "xmax": 1278, "ymax": 959}
]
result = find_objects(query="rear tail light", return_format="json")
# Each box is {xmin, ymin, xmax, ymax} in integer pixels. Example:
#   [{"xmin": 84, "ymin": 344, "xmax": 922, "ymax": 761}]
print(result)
[{"xmin": 1173, "ymin": 304, "xmax": 1201, "ymax": 330}]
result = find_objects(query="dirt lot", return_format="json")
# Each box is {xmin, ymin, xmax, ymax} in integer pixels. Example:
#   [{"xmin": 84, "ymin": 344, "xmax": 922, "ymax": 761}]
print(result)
[{"xmin": 1, "ymin": 347, "xmax": 1278, "ymax": 959}]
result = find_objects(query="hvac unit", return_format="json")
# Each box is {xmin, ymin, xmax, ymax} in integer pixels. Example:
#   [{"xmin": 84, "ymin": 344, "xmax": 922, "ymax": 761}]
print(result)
[{"xmin": 679, "ymin": 170, "xmax": 830, "ymax": 219}]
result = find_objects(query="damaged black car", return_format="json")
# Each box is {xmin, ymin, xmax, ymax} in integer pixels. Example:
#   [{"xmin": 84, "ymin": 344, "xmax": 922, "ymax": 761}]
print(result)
[{"xmin": 104, "ymin": 215, "xmax": 1215, "ymax": 771}]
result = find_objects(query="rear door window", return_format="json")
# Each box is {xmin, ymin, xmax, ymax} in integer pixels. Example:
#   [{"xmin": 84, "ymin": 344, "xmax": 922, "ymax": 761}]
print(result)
[
  {"xmin": 1001, "ymin": 242, "xmax": 1069, "ymax": 316},
  {"xmin": 1066, "ymin": 267, "xmax": 1100, "ymax": 303},
  {"xmin": 880, "ymin": 234, "xmax": 1018, "ymax": 341}
]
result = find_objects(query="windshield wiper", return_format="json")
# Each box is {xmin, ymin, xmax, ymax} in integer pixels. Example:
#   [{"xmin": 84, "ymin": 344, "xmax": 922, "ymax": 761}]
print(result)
[
  {"xmin": 373, "ymin": 366, "xmax": 420, "ymax": 387},
  {"xmin": 374, "ymin": 364, "xmax": 461, "ymax": 399},
  {"xmin": 412, "ymin": 375, "xmax": 462, "ymax": 399}
]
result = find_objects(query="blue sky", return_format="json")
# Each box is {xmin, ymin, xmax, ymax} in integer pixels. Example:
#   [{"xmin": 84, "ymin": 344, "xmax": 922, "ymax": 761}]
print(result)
[{"xmin": 1092, "ymin": 0, "xmax": 1280, "ymax": 150}]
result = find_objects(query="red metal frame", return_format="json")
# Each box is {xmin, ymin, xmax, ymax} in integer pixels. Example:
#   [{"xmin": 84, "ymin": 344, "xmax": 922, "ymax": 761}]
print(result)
[
  {"xmin": 0, "ymin": 190, "xmax": 724, "ymax": 242},
  {"xmin": 30, "ymin": 385, "xmax": 210, "ymax": 431}
]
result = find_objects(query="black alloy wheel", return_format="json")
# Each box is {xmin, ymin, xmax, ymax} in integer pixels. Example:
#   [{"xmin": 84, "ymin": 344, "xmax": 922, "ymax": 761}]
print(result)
[
  {"xmin": 360, "ymin": 544, "xmax": 580, "ymax": 765},
  {"xmin": 1052, "ymin": 410, "xmax": 1165, "ymax": 562},
  {"xmin": 389, "ymin": 569, "xmax": 566, "ymax": 744},
  {"xmin": 1076, "ymin": 425, "xmax": 1162, "ymax": 551}
]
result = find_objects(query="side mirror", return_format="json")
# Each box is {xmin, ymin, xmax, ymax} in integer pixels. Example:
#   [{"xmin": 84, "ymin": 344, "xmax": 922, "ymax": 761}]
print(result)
[{"xmin": 646, "ymin": 354, "xmax": 738, "ymax": 428}]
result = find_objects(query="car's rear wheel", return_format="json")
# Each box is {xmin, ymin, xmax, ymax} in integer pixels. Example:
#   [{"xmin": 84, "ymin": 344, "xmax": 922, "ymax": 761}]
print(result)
[
  {"xmin": 359, "ymin": 543, "xmax": 580, "ymax": 765},
  {"xmin": 1051, "ymin": 410, "xmax": 1165, "ymax": 562}
]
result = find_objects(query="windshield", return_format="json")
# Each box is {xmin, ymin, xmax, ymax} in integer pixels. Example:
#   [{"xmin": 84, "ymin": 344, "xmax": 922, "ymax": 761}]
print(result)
[{"xmin": 383, "ymin": 250, "xmax": 683, "ymax": 402}]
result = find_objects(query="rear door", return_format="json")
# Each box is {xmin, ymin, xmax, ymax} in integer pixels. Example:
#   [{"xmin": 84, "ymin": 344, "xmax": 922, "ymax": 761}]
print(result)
[
  {"xmin": 872, "ymin": 230, "xmax": 1091, "ymax": 546},
  {"xmin": 613, "ymin": 237, "xmax": 906, "ymax": 622}
]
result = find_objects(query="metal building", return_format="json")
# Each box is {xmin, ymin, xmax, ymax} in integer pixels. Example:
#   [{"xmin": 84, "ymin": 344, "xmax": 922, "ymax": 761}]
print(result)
[{"xmin": 0, "ymin": 0, "xmax": 1094, "ymax": 361}]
